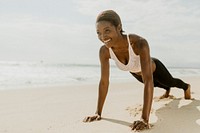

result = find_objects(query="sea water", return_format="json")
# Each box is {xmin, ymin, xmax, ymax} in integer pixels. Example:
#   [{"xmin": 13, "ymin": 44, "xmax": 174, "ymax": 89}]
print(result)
[
  {"xmin": 0, "ymin": 61, "xmax": 200, "ymax": 90},
  {"xmin": 0, "ymin": 61, "xmax": 129, "ymax": 89}
]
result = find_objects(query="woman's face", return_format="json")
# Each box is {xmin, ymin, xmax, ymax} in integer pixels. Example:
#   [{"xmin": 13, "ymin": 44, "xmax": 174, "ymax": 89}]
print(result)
[{"xmin": 96, "ymin": 21, "xmax": 121, "ymax": 48}]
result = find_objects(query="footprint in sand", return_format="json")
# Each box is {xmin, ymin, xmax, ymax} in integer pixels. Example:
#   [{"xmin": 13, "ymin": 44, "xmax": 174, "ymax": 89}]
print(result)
[
  {"xmin": 126, "ymin": 104, "xmax": 154, "ymax": 117},
  {"xmin": 126, "ymin": 96, "xmax": 177, "ymax": 118}
]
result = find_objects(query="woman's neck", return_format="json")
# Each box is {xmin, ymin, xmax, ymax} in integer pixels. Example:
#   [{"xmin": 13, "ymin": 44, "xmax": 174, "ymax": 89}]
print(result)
[{"xmin": 111, "ymin": 34, "xmax": 128, "ymax": 51}]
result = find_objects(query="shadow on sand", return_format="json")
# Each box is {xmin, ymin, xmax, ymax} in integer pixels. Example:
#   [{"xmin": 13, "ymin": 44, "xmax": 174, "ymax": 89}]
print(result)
[
  {"xmin": 101, "ymin": 117, "xmax": 132, "ymax": 127},
  {"xmin": 144, "ymin": 99, "xmax": 200, "ymax": 133},
  {"xmin": 102, "ymin": 99, "xmax": 200, "ymax": 133}
]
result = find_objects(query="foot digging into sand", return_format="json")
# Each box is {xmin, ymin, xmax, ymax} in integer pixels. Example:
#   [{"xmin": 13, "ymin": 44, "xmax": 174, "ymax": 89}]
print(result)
[
  {"xmin": 159, "ymin": 89, "xmax": 170, "ymax": 99},
  {"xmin": 184, "ymin": 84, "xmax": 191, "ymax": 99}
]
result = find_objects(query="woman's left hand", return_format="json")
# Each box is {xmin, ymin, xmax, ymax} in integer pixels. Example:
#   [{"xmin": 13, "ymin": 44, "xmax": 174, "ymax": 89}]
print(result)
[{"xmin": 130, "ymin": 120, "xmax": 150, "ymax": 131}]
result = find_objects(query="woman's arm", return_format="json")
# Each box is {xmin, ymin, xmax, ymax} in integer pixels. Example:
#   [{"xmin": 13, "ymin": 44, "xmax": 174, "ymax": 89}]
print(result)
[
  {"xmin": 131, "ymin": 37, "xmax": 154, "ymax": 130},
  {"xmin": 96, "ymin": 45, "xmax": 110, "ymax": 116},
  {"xmin": 83, "ymin": 45, "xmax": 110, "ymax": 122},
  {"xmin": 139, "ymin": 39, "xmax": 154, "ymax": 122}
]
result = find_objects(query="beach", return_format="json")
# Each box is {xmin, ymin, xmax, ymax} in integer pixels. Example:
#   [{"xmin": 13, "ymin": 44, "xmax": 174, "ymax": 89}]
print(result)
[
  {"xmin": 0, "ymin": 0, "xmax": 200, "ymax": 132},
  {"xmin": 0, "ymin": 76, "xmax": 199, "ymax": 133}
]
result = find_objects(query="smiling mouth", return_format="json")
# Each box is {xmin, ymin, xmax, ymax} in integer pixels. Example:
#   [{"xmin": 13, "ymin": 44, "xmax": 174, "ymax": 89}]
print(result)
[{"xmin": 103, "ymin": 39, "xmax": 111, "ymax": 43}]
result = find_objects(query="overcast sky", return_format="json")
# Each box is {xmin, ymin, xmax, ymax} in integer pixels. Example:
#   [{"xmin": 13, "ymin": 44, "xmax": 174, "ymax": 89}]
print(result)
[{"xmin": 0, "ymin": 0, "xmax": 199, "ymax": 67}]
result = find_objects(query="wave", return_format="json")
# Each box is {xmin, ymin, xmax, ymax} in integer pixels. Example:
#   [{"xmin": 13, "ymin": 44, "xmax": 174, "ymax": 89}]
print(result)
[
  {"xmin": 0, "ymin": 61, "xmax": 199, "ymax": 69},
  {"xmin": 0, "ymin": 61, "xmax": 101, "ymax": 68},
  {"xmin": 0, "ymin": 61, "xmax": 200, "ymax": 90}
]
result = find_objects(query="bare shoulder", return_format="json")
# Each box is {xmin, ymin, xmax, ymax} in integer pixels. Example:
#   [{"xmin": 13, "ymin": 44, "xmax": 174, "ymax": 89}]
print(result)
[
  {"xmin": 128, "ymin": 34, "xmax": 147, "ymax": 45},
  {"xmin": 128, "ymin": 34, "xmax": 149, "ymax": 55},
  {"xmin": 99, "ymin": 45, "xmax": 110, "ymax": 60},
  {"xmin": 128, "ymin": 34, "xmax": 142, "ymax": 42}
]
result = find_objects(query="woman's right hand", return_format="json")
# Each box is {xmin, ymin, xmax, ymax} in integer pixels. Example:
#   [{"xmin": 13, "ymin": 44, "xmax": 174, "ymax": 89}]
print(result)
[{"xmin": 83, "ymin": 114, "xmax": 101, "ymax": 122}]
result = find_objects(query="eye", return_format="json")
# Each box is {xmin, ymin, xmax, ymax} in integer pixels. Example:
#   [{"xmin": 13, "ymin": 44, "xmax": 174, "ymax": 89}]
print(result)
[
  {"xmin": 105, "ymin": 29, "xmax": 110, "ymax": 34},
  {"xmin": 97, "ymin": 31, "xmax": 101, "ymax": 37}
]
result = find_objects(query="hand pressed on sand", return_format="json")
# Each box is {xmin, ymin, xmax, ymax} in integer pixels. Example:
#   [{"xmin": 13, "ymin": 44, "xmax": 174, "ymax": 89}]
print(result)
[
  {"xmin": 83, "ymin": 114, "xmax": 101, "ymax": 122},
  {"xmin": 130, "ymin": 120, "xmax": 150, "ymax": 131}
]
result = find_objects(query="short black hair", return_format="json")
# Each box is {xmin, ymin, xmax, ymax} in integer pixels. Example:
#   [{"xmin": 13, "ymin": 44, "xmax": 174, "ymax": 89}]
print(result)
[{"xmin": 96, "ymin": 10, "xmax": 124, "ymax": 33}]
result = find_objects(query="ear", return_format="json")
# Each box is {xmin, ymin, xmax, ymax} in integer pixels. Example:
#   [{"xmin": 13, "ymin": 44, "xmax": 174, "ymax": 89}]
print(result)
[{"xmin": 117, "ymin": 24, "xmax": 122, "ymax": 32}]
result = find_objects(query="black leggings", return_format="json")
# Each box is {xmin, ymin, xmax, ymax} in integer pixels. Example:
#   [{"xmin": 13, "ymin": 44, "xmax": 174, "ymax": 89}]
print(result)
[{"xmin": 130, "ymin": 58, "xmax": 188, "ymax": 91}]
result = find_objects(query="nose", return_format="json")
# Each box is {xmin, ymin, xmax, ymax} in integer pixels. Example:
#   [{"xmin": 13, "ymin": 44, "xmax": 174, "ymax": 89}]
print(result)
[{"xmin": 101, "ymin": 34, "xmax": 108, "ymax": 42}]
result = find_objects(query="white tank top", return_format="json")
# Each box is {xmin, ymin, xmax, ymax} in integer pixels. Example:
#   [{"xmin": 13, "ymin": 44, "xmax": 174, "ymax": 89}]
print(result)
[{"xmin": 109, "ymin": 34, "xmax": 141, "ymax": 73}]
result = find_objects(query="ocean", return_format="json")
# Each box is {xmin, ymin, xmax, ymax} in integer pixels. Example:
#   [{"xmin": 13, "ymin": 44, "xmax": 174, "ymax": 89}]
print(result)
[{"xmin": 0, "ymin": 61, "xmax": 200, "ymax": 90}]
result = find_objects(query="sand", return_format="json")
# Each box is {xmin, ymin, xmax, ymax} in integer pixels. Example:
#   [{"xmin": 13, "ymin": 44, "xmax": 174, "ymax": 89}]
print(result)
[{"xmin": 0, "ymin": 76, "xmax": 199, "ymax": 133}]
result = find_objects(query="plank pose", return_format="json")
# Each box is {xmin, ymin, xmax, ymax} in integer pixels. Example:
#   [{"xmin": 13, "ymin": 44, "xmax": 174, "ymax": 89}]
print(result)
[{"xmin": 83, "ymin": 10, "xmax": 191, "ymax": 131}]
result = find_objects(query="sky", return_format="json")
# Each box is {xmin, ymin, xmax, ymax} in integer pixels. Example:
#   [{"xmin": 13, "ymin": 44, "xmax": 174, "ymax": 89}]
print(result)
[{"xmin": 0, "ymin": 0, "xmax": 199, "ymax": 68}]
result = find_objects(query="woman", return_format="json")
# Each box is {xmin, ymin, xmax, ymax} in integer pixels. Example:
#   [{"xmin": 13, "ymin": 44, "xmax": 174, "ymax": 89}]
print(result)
[{"xmin": 83, "ymin": 10, "xmax": 191, "ymax": 131}]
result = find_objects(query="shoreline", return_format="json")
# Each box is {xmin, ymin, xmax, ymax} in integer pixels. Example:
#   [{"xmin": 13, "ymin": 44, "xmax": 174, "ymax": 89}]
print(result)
[
  {"xmin": 1, "ymin": 74, "xmax": 199, "ymax": 91},
  {"xmin": 1, "ymin": 62, "xmax": 200, "ymax": 91},
  {"xmin": 0, "ymin": 76, "xmax": 199, "ymax": 133}
]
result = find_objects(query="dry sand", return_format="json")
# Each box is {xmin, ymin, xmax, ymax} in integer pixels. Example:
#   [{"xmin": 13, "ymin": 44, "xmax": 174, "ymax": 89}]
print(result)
[{"xmin": 0, "ymin": 76, "xmax": 199, "ymax": 133}]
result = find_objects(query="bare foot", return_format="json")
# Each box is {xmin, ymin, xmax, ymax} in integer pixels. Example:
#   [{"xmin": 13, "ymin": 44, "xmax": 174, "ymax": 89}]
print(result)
[
  {"xmin": 159, "ymin": 89, "xmax": 170, "ymax": 99},
  {"xmin": 159, "ymin": 94, "xmax": 169, "ymax": 99},
  {"xmin": 184, "ymin": 84, "xmax": 191, "ymax": 99}
]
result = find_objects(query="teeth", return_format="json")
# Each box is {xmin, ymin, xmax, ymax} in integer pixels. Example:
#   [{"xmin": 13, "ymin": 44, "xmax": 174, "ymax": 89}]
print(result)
[{"xmin": 103, "ymin": 39, "xmax": 111, "ymax": 43}]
